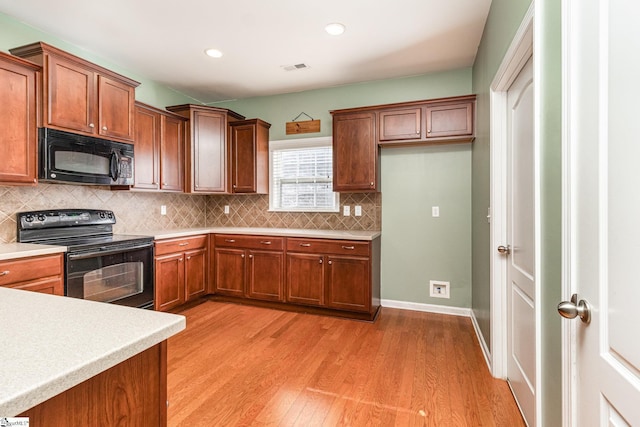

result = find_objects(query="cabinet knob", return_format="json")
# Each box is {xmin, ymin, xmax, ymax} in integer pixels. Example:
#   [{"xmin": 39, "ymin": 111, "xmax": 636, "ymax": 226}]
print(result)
[
  {"xmin": 428, "ymin": 129, "xmax": 431, "ymax": 133},
  {"xmin": 319, "ymin": 258, "xmax": 323, "ymax": 264},
  {"xmin": 370, "ymin": 182, "xmax": 374, "ymax": 186},
  {"xmin": 249, "ymin": 254, "xmax": 253, "ymax": 259},
  {"xmin": 241, "ymin": 254, "xmax": 245, "ymax": 258},
  {"xmin": 163, "ymin": 182, "xmax": 167, "ymax": 186},
  {"xmin": 300, "ymin": 243, "xmax": 311, "ymax": 247},
  {"xmin": 260, "ymin": 241, "xmax": 272, "ymax": 245},
  {"xmin": 225, "ymin": 239, "xmax": 236, "ymax": 243},
  {"xmin": 89, "ymin": 123, "xmax": 95, "ymax": 128},
  {"xmin": 179, "ymin": 258, "xmax": 183, "ymax": 262},
  {"xmin": 102, "ymin": 126, "xmax": 108, "ymax": 131},
  {"xmin": 328, "ymin": 260, "xmax": 332, "ymax": 265},
  {"xmin": 0, "ymin": 270, "xmax": 10, "ymax": 276}
]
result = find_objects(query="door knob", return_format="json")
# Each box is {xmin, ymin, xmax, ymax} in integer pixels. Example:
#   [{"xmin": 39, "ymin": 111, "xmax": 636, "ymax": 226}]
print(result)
[
  {"xmin": 557, "ymin": 294, "xmax": 591, "ymax": 324},
  {"xmin": 497, "ymin": 245, "xmax": 511, "ymax": 254}
]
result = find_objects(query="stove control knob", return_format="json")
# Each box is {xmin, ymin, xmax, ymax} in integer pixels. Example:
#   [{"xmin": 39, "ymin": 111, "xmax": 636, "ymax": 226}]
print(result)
[
  {"xmin": 25, "ymin": 215, "xmax": 34, "ymax": 223},
  {"xmin": 37, "ymin": 214, "xmax": 45, "ymax": 222},
  {"xmin": 98, "ymin": 212, "xmax": 105, "ymax": 219},
  {"xmin": 107, "ymin": 212, "xmax": 114, "ymax": 219}
]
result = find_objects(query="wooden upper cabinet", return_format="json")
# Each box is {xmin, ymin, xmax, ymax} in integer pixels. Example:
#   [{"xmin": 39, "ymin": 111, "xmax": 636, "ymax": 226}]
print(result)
[
  {"xmin": 379, "ymin": 107, "xmax": 422, "ymax": 141},
  {"xmin": 426, "ymin": 101, "xmax": 474, "ymax": 140},
  {"xmin": 331, "ymin": 111, "xmax": 378, "ymax": 192},
  {"xmin": 165, "ymin": 104, "xmax": 245, "ymax": 194},
  {"xmin": 230, "ymin": 119, "xmax": 271, "ymax": 194},
  {"xmin": 0, "ymin": 52, "xmax": 39, "ymax": 185},
  {"xmin": 10, "ymin": 41, "xmax": 140, "ymax": 143},
  {"xmin": 132, "ymin": 102, "xmax": 185, "ymax": 191}
]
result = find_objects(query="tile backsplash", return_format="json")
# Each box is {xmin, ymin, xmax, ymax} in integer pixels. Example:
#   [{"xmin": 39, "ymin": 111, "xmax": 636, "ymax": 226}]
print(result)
[{"xmin": 0, "ymin": 185, "xmax": 380, "ymax": 243}]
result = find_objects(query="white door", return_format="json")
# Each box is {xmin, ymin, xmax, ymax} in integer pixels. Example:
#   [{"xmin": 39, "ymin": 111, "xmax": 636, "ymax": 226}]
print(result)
[
  {"xmin": 506, "ymin": 57, "xmax": 536, "ymax": 426},
  {"xmin": 563, "ymin": 0, "xmax": 640, "ymax": 424}
]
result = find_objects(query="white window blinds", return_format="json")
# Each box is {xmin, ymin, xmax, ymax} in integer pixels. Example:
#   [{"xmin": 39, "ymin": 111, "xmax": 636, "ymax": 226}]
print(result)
[{"xmin": 269, "ymin": 137, "xmax": 339, "ymax": 212}]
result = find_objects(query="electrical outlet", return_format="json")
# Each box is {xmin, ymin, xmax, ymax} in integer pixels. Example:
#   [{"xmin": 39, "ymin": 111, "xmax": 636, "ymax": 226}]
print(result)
[
  {"xmin": 432, "ymin": 206, "xmax": 440, "ymax": 217},
  {"xmin": 343, "ymin": 205, "xmax": 350, "ymax": 216},
  {"xmin": 354, "ymin": 205, "xmax": 362, "ymax": 216},
  {"xmin": 429, "ymin": 280, "xmax": 450, "ymax": 299},
  {"xmin": 160, "ymin": 205, "xmax": 167, "ymax": 215},
  {"xmin": 224, "ymin": 205, "xmax": 230, "ymax": 215}
]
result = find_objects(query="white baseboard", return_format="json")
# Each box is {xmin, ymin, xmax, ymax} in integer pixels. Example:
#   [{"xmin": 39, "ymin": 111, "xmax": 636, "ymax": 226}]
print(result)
[
  {"xmin": 380, "ymin": 299, "xmax": 471, "ymax": 317},
  {"xmin": 470, "ymin": 309, "xmax": 493, "ymax": 373}
]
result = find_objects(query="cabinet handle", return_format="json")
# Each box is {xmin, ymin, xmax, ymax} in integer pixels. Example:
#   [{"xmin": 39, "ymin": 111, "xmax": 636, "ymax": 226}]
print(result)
[
  {"xmin": 328, "ymin": 260, "xmax": 332, "ymax": 265},
  {"xmin": 102, "ymin": 126, "xmax": 108, "ymax": 131},
  {"xmin": 0, "ymin": 270, "xmax": 9, "ymax": 276},
  {"xmin": 260, "ymin": 241, "xmax": 272, "ymax": 245},
  {"xmin": 300, "ymin": 243, "xmax": 311, "ymax": 247},
  {"xmin": 342, "ymin": 245, "xmax": 355, "ymax": 250},
  {"xmin": 241, "ymin": 254, "xmax": 245, "ymax": 258},
  {"xmin": 319, "ymin": 258, "xmax": 323, "ymax": 264},
  {"xmin": 89, "ymin": 123, "xmax": 95, "ymax": 128},
  {"xmin": 179, "ymin": 242, "xmax": 189, "ymax": 246},
  {"xmin": 225, "ymin": 239, "xmax": 236, "ymax": 243}
]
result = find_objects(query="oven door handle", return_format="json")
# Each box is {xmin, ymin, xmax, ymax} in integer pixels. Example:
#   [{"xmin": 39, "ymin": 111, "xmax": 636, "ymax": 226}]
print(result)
[{"xmin": 67, "ymin": 243, "xmax": 152, "ymax": 260}]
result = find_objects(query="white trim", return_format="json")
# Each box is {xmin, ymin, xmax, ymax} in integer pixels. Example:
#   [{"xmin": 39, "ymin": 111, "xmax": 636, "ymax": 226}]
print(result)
[
  {"xmin": 471, "ymin": 309, "xmax": 493, "ymax": 373},
  {"xmin": 560, "ymin": 0, "xmax": 576, "ymax": 425},
  {"xmin": 380, "ymin": 299, "xmax": 471, "ymax": 317},
  {"xmin": 489, "ymin": 2, "xmax": 535, "ymax": 382}
]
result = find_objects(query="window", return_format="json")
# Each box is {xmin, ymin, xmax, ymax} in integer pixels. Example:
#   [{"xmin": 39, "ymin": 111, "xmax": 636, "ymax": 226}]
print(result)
[{"xmin": 269, "ymin": 137, "xmax": 339, "ymax": 212}]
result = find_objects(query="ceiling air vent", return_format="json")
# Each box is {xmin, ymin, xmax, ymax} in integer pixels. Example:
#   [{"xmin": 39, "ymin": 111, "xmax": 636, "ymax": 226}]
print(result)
[{"xmin": 282, "ymin": 63, "xmax": 310, "ymax": 71}]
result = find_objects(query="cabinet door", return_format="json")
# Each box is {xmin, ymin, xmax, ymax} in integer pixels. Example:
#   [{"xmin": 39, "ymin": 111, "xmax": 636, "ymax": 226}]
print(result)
[
  {"xmin": 332, "ymin": 112, "xmax": 378, "ymax": 192},
  {"xmin": 0, "ymin": 56, "xmax": 37, "ymax": 185},
  {"xmin": 155, "ymin": 253, "xmax": 185, "ymax": 311},
  {"xmin": 247, "ymin": 250, "xmax": 284, "ymax": 302},
  {"xmin": 378, "ymin": 108, "xmax": 422, "ymax": 141},
  {"xmin": 6, "ymin": 277, "xmax": 63, "ymax": 296},
  {"xmin": 425, "ymin": 102, "xmax": 473, "ymax": 139},
  {"xmin": 230, "ymin": 123, "xmax": 256, "ymax": 193},
  {"xmin": 192, "ymin": 110, "xmax": 227, "ymax": 193},
  {"xmin": 133, "ymin": 104, "xmax": 160, "ymax": 190},
  {"xmin": 185, "ymin": 248, "xmax": 207, "ymax": 301},
  {"xmin": 46, "ymin": 55, "xmax": 95, "ymax": 133},
  {"xmin": 326, "ymin": 255, "xmax": 370, "ymax": 312},
  {"xmin": 286, "ymin": 253, "xmax": 325, "ymax": 306},
  {"xmin": 214, "ymin": 248, "xmax": 245, "ymax": 297},
  {"xmin": 160, "ymin": 114, "xmax": 184, "ymax": 191},
  {"xmin": 98, "ymin": 75, "xmax": 135, "ymax": 141}
]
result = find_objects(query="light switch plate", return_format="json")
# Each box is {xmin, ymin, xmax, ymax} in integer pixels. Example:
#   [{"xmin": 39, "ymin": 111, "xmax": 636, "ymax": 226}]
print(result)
[
  {"xmin": 160, "ymin": 205, "xmax": 167, "ymax": 215},
  {"xmin": 224, "ymin": 205, "xmax": 230, "ymax": 215},
  {"xmin": 343, "ymin": 205, "xmax": 350, "ymax": 216},
  {"xmin": 354, "ymin": 205, "xmax": 362, "ymax": 216},
  {"xmin": 432, "ymin": 206, "xmax": 440, "ymax": 217}
]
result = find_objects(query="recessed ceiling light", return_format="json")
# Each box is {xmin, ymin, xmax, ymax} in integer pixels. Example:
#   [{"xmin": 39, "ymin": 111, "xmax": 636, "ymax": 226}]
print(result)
[
  {"xmin": 205, "ymin": 48, "xmax": 223, "ymax": 58},
  {"xmin": 325, "ymin": 23, "xmax": 346, "ymax": 36}
]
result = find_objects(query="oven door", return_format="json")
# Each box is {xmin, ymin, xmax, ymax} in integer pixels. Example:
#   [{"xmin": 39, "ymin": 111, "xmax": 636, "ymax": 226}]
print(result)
[{"xmin": 66, "ymin": 242, "xmax": 154, "ymax": 309}]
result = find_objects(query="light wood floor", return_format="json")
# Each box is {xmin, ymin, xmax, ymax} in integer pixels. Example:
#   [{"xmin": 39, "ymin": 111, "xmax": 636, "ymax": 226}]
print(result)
[{"xmin": 167, "ymin": 301, "xmax": 525, "ymax": 426}]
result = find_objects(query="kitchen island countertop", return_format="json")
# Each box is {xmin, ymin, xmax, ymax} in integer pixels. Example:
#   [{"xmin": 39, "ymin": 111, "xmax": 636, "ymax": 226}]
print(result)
[{"xmin": 0, "ymin": 287, "xmax": 185, "ymax": 416}]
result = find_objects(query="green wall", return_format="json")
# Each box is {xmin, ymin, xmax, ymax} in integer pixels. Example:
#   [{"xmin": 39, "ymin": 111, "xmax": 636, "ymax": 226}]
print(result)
[
  {"xmin": 217, "ymin": 70, "xmax": 474, "ymax": 308},
  {"xmin": 471, "ymin": 0, "xmax": 562, "ymax": 424},
  {"xmin": 0, "ymin": 12, "xmax": 193, "ymax": 108},
  {"xmin": 470, "ymin": 0, "xmax": 532, "ymax": 357}
]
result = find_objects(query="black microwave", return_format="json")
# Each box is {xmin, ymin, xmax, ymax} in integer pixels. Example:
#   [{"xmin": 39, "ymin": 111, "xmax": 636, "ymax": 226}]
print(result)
[{"xmin": 39, "ymin": 128, "xmax": 134, "ymax": 185}]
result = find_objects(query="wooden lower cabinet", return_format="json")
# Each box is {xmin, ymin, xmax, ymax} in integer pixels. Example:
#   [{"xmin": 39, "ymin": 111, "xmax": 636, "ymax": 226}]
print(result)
[
  {"xmin": 210, "ymin": 234, "xmax": 380, "ymax": 320},
  {"xmin": 20, "ymin": 342, "xmax": 167, "ymax": 426},
  {"xmin": 154, "ymin": 235, "xmax": 208, "ymax": 311},
  {"xmin": 213, "ymin": 234, "xmax": 284, "ymax": 302},
  {"xmin": 0, "ymin": 253, "xmax": 64, "ymax": 296}
]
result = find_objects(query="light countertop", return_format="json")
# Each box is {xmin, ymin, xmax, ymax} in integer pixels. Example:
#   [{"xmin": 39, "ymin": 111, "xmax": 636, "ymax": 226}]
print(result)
[
  {"xmin": 0, "ymin": 243, "xmax": 67, "ymax": 261},
  {"xmin": 141, "ymin": 227, "xmax": 381, "ymax": 241},
  {"xmin": 0, "ymin": 288, "xmax": 185, "ymax": 416}
]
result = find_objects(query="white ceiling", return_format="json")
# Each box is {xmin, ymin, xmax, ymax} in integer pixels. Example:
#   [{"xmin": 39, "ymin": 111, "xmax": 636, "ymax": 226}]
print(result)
[{"xmin": 0, "ymin": 0, "xmax": 492, "ymax": 104}]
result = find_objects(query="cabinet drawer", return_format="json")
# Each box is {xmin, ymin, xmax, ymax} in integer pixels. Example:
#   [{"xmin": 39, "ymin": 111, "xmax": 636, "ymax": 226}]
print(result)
[
  {"xmin": 214, "ymin": 234, "xmax": 284, "ymax": 251},
  {"xmin": 286, "ymin": 238, "xmax": 370, "ymax": 257},
  {"xmin": 0, "ymin": 254, "xmax": 63, "ymax": 287},
  {"xmin": 155, "ymin": 235, "xmax": 207, "ymax": 255}
]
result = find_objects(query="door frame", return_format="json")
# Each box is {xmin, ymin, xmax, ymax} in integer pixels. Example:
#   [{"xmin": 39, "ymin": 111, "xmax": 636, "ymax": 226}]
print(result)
[{"xmin": 489, "ymin": 2, "xmax": 541, "ymax": 423}]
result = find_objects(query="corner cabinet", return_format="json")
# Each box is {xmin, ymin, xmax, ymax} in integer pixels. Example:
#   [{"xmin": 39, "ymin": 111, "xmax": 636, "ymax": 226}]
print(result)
[
  {"xmin": 331, "ymin": 111, "xmax": 379, "ymax": 192},
  {"xmin": 154, "ymin": 235, "xmax": 208, "ymax": 311},
  {"xmin": 229, "ymin": 119, "xmax": 271, "ymax": 194},
  {"xmin": 0, "ymin": 52, "xmax": 39, "ymax": 185},
  {"xmin": 165, "ymin": 104, "xmax": 245, "ymax": 194},
  {"xmin": 10, "ymin": 41, "xmax": 140, "ymax": 143},
  {"xmin": 133, "ymin": 102, "xmax": 186, "ymax": 191}
]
